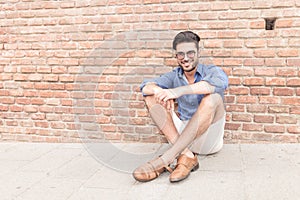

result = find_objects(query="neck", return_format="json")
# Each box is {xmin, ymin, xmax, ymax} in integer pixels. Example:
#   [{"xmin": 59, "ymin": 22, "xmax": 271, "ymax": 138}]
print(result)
[{"xmin": 184, "ymin": 68, "xmax": 197, "ymax": 84}]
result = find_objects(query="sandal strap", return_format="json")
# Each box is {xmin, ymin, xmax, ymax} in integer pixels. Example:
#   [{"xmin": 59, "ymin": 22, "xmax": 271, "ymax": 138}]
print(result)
[
  {"xmin": 147, "ymin": 160, "xmax": 173, "ymax": 175},
  {"xmin": 165, "ymin": 165, "xmax": 173, "ymax": 173},
  {"xmin": 176, "ymin": 154, "xmax": 197, "ymax": 169}
]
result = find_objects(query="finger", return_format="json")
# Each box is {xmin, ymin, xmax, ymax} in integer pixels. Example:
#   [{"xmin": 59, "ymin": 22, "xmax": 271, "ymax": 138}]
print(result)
[
  {"xmin": 154, "ymin": 93, "xmax": 161, "ymax": 103},
  {"xmin": 170, "ymin": 100, "xmax": 174, "ymax": 111},
  {"xmin": 166, "ymin": 100, "xmax": 170, "ymax": 110}
]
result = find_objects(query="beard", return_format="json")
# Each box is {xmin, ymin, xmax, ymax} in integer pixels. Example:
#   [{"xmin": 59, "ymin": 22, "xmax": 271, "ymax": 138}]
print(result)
[{"xmin": 179, "ymin": 59, "xmax": 198, "ymax": 73}]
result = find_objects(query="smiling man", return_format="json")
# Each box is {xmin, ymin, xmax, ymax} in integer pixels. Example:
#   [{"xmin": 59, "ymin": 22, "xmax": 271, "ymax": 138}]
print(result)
[{"xmin": 133, "ymin": 31, "xmax": 228, "ymax": 183}]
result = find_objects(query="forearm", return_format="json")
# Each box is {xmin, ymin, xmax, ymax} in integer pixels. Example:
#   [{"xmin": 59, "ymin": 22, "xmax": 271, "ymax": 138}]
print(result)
[{"xmin": 174, "ymin": 81, "xmax": 215, "ymax": 96}]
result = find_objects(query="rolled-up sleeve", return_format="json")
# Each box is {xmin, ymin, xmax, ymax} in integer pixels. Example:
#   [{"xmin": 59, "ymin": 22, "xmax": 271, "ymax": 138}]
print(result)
[
  {"xmin": 201, "ymin": 65, "xmax": 228, "ymax": 94},
  {"xmin": 140, "ymin": 70, "xmax": 176, "ymax": 96}
]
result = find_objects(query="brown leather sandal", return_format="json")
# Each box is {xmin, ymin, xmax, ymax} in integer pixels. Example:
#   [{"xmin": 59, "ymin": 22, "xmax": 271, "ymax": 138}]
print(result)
[{"xmin": 133, "ymin": 157, "xmax": 173, "ymax": 182}]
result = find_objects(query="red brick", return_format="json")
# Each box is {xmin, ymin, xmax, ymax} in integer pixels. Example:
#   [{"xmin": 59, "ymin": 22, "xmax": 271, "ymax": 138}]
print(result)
[
  {"xmin": 265, "ymin": 78, "xmax": 286, "ymax": 86},
  {"xmin": 290, "ymin": 107, "xmax": 300, "ymax": 114},
  {"xmin": 225, "ymin": 123, "xmax": 241, "ymax": 130},
  {"xmin": 44, "ymin": 75, "xmax": 59, "ymax": 82},
  {"xmin": 197, "ymin": 12, "xmax": 216, "ymax": 21},
  {"xmin": 287, "ymin": 126, "xmax": 300, "ymax": 134},
  {"xmin": 254, "ymin": 49, "xmax": 276, "ymax": 58},
  {"xmin": 204, "ymin": 40, "xmax": 222, "ymax": 48},
  {"xmin": 24, "ymin": 106, "xmax": 38, "ymax": 113},
  {"xmin": 50, "ymin": 122, "xmax": 65, "ymax": 129},
  {"xmin": 281, "ymin": 97, "xmax": 300, "ymax": 105},
  {"xmin": 31, "ymin": 113, "xmax": 46, "ymax": 120},
  {"xmin": 0, "ymin": 105, "xmax": 8, "ymax": 112},
  {"xmin": 276, "ymin": 19, "xmax": 293, "ymax": 28},
  {"xmin": 21, "ymin": 66, "xmax": 36, "ymax": 73},
  {"xmin": 16, "ymin": 98, "xmax": 30, "ymax": 105},
  {"xmin": 288, "ymin": 38, "xmax": 300, "ymax": 47},
  {"xmin": 276, "ymin": 68, "xmax": 298, "ymax": 77},
  {"xmin": 250, "ymin": 20, "xmax": 265, "ymax": 29},
  {"xmin": 232, "ymin": 68, "xmax": 253, "ymax": 76},
  {"xmin": 247, "ymin": 105, "xmax": 267, "ymax": 113},
  {"xmin": 264, "ymin": 125, "xmax": 285, "ymax": 133},
  {"xmin": 6, "ymin": 120, "xmax": 18, "ymax": 126},
  {"xmin": 274, "ymin": 135, "xmax": 298, "ymax": 143},
  {"xmin": 277, "ymin": 49, "xmax": 299, "ymax": 57},
  {"xmin": 251, "ymin": 133, "xmax": 273, "ymax": 141},
  {"xmin": 35, "ymin": 83, "xmax": 49, "ymax": 90},
  {"xmin": 35, "ymin": 122, "xmax": 49, "ymax": 128},
  {"xmin": 211, "ymin": 2, "xmax": 229, "ymax": 10},
  {"xmin": 276, "ymin": 116, "xmax": 297, "ymax": 124},
  {"xmin": 219, "ymin": 12, "xmax": 239, "ymax": 20},
  {"xmin": 243, "ymin": 77, "xmax": 264, "ymax": 86},
  {"xmin": 10, "ymin": 105, "xmax": 23, "ymax": 112},
  {"xmin": 243, "ymin": 59, "xmax": 264, "ymax": 66},
  {"xmin": 259, "ymin": 96, "xmax": 280, "ymax": 104},
  {"xmin": 287, "ymin": 78, "xmax": 300, "ymax": 86},
  {"xmin": 225, "ymin": 105, "xmax": 245, "ymax": 112},
  {"xmin": 212, "ymin": 50, "xmax": 231, "ymax": 57},
  {"xmin": 236, "ymin": 96, "xmax": 257, "ymax": 104},
  {"xmin": 232, "ymin": 113, "xmax": 252, "ymax": 122},
  {"xmin": 24, "ymin": 90, "xmax": 38, "ymax": 97},
  {"xmin": 0, "ymin": 97, "xmax": 15, "ymax": 104},
  {"xmin": 101, "ymin": 125, "xmax": 116, "ymax": 132},
  {"xmin": 245, "ymin": 39, "xmax": 266, "ymax": 48},
  {"xmin": 229, "ymin": 87, "xmax": 249, "ymax": 95},
  {"xmin": 254, "ymin": 68, "xmax": 275, "ymax": 76},
  {"xmin": 28, "ymin": 74, "xmax": 42, "ymax": 81},
  {"xmin": 287, "ymin": 58, "xmax": 300, "ymax": 66},
  {"xmin": 273, "ymin": 88, "xmax": 294, "ymax": 96},
  {"xmin": 242, "ymin": 123, "xmax": 263, "ymax": 131},
  {"xmin": 250, "ymin": 87, "xmax": 271, "ymax": 95},
  {"xmin": 217, "ymin": 31, "xmax": 238, "ymax": 38},
  {"xmin": 9, "ymin": 90, "xmax": 24, "ymax": 97},
  {"xmin": 254, "ymin": 115, "xmax": 274, "ymax": 123},
  {"xmin": 224, "ymin": 96, "xmax": 235, "ymax": 103},
  {"xmin": 269, "ymin": 106, "xmax": 289, "ymax": 113}
]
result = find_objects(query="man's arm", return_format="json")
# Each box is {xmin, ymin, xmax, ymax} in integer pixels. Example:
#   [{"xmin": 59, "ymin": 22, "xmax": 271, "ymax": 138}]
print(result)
[
  {"xmin": 174, "ymin": 81, "xmax": 215, "ymax": 96},
  {"xmin": 142, "ymin": 82, "xmax": 175, "ymax": 111},
  {"xmin": 156, "ymin": 66, "xmax": 228, "ymax": 102},
  {"xmin": 141, "ymin": 82, "xmax": 164, "ymax": 96},
  {"xmin": 154, "ymin": 81, "xmax": 215, "ymax": 103}
]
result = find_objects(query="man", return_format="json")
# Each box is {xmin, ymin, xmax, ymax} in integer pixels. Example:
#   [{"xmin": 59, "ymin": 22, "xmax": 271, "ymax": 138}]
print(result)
[{"xmin": 133, "ymin": 31, "xmax": 228, "ymax": 183}]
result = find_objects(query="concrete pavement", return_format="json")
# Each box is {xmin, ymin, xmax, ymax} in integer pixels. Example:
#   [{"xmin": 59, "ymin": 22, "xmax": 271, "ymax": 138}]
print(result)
[{"xmin": 0, "ymin": 142, "xmax": 299, "ymax": 200}]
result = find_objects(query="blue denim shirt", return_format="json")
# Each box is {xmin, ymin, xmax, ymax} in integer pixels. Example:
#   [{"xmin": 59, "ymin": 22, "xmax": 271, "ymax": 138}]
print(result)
[{"xmin": 140, "ymin": 64, "xmax": 228, "ymax": 120}]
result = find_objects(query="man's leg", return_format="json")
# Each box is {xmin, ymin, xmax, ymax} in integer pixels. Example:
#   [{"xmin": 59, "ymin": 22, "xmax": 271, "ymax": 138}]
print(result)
[
  {"xmin": 133, "ymin": 93, "xmax": 224, "ymax": 182},
  {"xmin": 144, "ymin": 96, "xmax": 194, "ymax": 157},
  {"xmin": 160, "ymin": 93, "xmax": 225, "ymax": 165}
]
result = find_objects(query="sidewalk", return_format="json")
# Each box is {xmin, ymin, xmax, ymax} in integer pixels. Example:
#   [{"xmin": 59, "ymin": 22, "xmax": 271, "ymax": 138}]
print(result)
[{"xmin": 0, "ymin": 142, "xmax": 299, "ymax": 200}]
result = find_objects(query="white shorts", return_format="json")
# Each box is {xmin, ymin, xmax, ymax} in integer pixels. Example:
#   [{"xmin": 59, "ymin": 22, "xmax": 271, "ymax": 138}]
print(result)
[{"xmin": 171, "ymin": 111, "xmax": 226, "ymax": 155}]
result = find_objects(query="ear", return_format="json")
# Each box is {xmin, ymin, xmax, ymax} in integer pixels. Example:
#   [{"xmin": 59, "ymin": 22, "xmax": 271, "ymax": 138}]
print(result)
[
  {"xmin": 197, "ymin": 50, "xmax": 200, "ymax": 58},
  {"xmin": 173, "ymin": 50, "xmax": 177, "ymax": 58}
]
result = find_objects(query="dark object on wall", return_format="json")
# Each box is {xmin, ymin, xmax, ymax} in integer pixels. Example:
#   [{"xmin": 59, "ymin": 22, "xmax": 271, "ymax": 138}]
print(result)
[{"xmin": 265, "ymin": 18, "xmax": 276, "ymax": 30}]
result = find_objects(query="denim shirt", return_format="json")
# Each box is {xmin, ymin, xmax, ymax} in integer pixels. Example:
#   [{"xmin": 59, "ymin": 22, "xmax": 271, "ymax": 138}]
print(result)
[{"xmin": 140, "ymin": 64, "xmax": 229, "ymax": 120}]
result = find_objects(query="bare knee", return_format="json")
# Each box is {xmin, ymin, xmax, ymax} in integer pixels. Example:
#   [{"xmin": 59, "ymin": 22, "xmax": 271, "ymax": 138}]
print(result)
[
  {"xmin": 201, "ymin": 93, "xmax": 222, "ymax": 110},
  {"xmin": 144, "ymin": 95, "xmax": 156, "ymax": 109},
  {"xmin": 199, "ymin": 93, "xmax": 224, "ymax": 123}
]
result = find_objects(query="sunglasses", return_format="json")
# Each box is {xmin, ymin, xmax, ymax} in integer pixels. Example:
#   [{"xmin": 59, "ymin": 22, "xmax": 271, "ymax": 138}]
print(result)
[{"xmin": 175, "ymin": 50, "xmax": 196, "ymax": 60}]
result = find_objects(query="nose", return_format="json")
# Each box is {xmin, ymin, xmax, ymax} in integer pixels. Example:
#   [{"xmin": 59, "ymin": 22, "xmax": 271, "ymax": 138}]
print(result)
[{"xmin": 183, "ymin": 53, "xmax": 189, "ymax": 61}]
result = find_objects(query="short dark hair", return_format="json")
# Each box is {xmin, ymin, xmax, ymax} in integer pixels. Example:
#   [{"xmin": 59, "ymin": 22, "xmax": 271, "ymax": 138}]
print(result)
[{"xmin": 172, "ymin": 31, "xmax": 201, "ymax": 50}]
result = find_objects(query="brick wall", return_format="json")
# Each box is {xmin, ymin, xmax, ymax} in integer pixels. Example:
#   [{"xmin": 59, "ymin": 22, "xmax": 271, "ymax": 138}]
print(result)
[{"xmin": 0, "ymin": 0, "xmax": 299, "ymax": 143}]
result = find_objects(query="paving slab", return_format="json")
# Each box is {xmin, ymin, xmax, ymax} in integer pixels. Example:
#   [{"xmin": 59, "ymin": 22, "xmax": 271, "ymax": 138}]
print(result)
[{"xmin": 0, "ymin": 143, "xmax": 299, "ymax": 200}]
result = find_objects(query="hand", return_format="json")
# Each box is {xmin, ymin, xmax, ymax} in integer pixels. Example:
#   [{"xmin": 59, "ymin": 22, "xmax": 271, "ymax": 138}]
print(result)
[{"xmin": 154, "ymin": 89, "xmax": 180, "ymax": 104}]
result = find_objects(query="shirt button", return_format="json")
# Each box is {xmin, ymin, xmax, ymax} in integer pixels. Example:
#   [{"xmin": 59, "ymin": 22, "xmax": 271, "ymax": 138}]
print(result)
[{"xmin": 191, "ymin": 103, "xmax": 194, "ymax": 106}]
